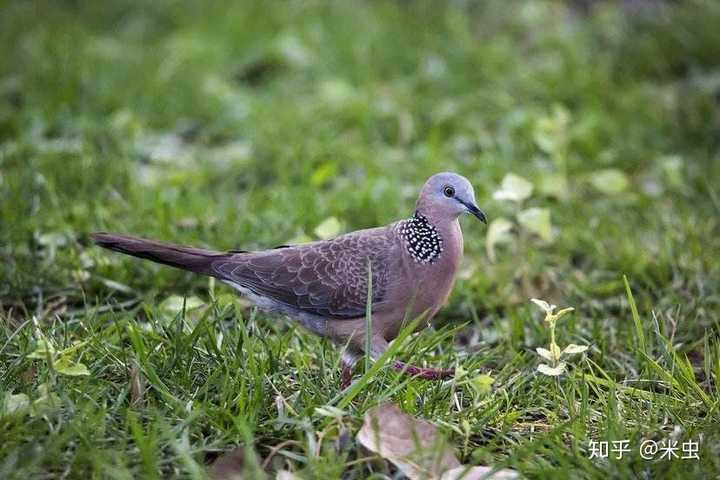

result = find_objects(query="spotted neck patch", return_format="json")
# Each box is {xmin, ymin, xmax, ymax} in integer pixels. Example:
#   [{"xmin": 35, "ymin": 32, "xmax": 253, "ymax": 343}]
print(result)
[{"xmin": 399, "ymin": 212, "xmax": 443, "ymax": 264}]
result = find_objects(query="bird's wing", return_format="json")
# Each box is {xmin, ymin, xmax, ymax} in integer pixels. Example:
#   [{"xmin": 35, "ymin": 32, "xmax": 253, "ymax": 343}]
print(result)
[{"xmin": 212, "ymin": 226, "xmax": 403, "ymax": 319}]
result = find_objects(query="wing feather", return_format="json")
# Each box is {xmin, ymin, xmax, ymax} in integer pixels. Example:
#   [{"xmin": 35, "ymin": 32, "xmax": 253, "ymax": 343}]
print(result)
[{"xmin": 212, "ymin": 227, "xmax": 401, "ymax": 319}]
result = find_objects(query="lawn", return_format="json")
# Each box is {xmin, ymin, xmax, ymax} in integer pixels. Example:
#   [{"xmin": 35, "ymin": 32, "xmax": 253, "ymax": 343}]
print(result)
[{"xmin": 2, "ymin": 1, "xmax": 720, "ymax": 478}]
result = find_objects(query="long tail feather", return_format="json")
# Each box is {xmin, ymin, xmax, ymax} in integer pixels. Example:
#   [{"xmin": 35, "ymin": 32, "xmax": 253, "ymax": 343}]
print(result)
[{"xmin": 90, "ymin": 232, "xmax": 229, "ymax": 276}]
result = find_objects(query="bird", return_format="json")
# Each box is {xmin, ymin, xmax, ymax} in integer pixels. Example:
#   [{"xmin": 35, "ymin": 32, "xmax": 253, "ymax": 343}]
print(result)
[{"xmin": 91, "ymin": 172, "xmax": 487, "ymax": 388}]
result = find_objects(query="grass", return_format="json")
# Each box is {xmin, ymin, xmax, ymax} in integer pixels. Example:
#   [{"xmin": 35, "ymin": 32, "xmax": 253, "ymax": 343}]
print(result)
[{"xmin": 1, "ymin": 0, "xmax": 720, "ymax": 478}]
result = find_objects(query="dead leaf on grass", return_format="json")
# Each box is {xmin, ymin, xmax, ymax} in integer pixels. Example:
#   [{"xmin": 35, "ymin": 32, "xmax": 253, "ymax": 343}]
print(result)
[
  {"xmin": 357, "ymin": 403, "xmax": 519, "ymax": 480},
  {"xmin": 208, "ymin": 446, "xmax": 258, "ymax": 480}
]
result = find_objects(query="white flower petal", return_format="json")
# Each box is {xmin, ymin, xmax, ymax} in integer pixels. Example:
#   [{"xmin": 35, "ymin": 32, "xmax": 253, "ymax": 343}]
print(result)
[
  {"xmin": 537, "ymin": 362, "xmax": 566, "ymax": 376},
  {"xmin": 562, "ymin": 344, "xmax": 589, "ymax": 355},
  {"xmin": 536, "ymin": 347, "xmax": 554, "ymax": 361},
  {"xmin": 530, "ymin": 298, "xmax": 554, "ymax": 313}
]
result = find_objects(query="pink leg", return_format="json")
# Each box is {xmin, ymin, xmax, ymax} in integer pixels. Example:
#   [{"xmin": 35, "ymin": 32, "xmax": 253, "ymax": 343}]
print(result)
[
  {"xmin": 392, "ymin": 361, "xmax": 455, "ymax": 380},
  {"xmin": 340, "ymin": 361, "xmax": 353, "ymax": 389}
]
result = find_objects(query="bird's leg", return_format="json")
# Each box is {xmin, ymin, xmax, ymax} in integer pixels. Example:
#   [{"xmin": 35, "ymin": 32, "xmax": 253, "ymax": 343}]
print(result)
[
  {"xmin": 340, "ymin": 362, "xmax": 353, "ymax": 389},
  {"xmin": 392, "ymin": 361, "xmax": 455, "ymax": 380},
  {"xmin": 370, "ymin": 336, "xmax": 454, "ymax": 382},
  {"xmin": 340, "ymin": 351, "xmax": 360, "ymax": 389}
]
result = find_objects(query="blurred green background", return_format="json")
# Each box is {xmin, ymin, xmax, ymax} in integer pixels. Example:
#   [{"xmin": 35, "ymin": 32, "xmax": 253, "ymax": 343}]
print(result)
[{"xmin": 1, "ymin": 0, "xmax": 719, "ymax": 478}]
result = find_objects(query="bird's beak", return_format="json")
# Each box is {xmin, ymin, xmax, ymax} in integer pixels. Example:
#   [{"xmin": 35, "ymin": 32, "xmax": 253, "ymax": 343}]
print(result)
[{"xmin": 458, "ymin": 199, "xmax": 487, "ymax": 224}]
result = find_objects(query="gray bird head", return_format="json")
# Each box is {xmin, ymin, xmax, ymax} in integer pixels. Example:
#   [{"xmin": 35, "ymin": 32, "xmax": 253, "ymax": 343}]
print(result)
[{"xmin": 416, "ymin": 172, "xmax": 487, "ymax": 223}]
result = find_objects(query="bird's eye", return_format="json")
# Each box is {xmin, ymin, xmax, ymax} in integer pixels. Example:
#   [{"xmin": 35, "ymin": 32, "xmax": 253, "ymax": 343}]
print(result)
[{"xmin": 443, "ymin": 185, "xmax": 455, "ymax": 198}]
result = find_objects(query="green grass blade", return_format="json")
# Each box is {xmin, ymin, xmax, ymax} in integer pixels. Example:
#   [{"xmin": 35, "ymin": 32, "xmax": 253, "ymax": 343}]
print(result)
[{"xmin": 624, "ymin": 275, "xmax": 647, "ymax": 363}]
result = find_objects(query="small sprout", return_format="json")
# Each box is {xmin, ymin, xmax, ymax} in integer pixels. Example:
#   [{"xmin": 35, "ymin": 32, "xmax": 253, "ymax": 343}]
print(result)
[
  {"xmin": 28, "ymin": 322, "xmax": 90, "ymax": 377},
  {"xmin": 531, "ymin": 298, "xmax": 588, "ymax": 377},
  {"xmin": 470, "ymin": 373, "xmax": 495, "ymax": 398}
]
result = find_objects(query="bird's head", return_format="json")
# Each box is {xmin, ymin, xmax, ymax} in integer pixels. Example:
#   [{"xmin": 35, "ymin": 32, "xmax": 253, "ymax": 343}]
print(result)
[{"xmin": 416, "ymin": 172, "xmax": 487, "ymax": 224}]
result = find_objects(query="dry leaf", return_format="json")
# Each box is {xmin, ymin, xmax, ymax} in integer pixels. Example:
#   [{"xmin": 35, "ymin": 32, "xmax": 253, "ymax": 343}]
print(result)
[
  {"xmin": 357, "ymin": 403, "xmax": 460, "ymax": 479},
  {"xmin": 442, "ymin": 465, "xmax": 520, "ymax": 480},
  {"xmin": 208, "ymin": 447, "xmax": 251, "ymax": 480},
  {"xmin": 357, "ymin": 403, "xmax": 519, "ymax": 480}
]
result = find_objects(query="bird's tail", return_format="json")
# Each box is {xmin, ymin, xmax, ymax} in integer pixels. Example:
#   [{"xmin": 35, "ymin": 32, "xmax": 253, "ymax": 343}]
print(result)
[{"xmin": 90, "ymin": 232, "xmax": 229, "ymax": 276}]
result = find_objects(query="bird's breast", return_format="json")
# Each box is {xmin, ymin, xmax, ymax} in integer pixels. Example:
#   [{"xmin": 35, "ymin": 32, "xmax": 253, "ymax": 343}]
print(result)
[{"xmin": 403, "ymin": 220, "xmax": 463, "ymax": 320}]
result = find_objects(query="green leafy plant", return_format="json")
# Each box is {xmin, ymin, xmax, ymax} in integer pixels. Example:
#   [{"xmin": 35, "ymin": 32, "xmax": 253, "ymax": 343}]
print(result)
[
  {"xmin": 29, "ymin": 322, "xmax": 90, "ymax": 377},
  {"xmin": 1, "ymin": 383, "xmax": 60, "ymax": 418},
  {"xmin": 532, "ymin": 299, "xmax": 588, "ymax": 376},
  {"xmin": 486, "ymin": 173, "xmax": 553, "ymax": 261}
]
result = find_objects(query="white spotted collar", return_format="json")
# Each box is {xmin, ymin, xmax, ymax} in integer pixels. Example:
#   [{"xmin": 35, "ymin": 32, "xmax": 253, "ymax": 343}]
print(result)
[{"xmin": 399, "ymin": 212, "xmax": 444, "ymax": 264}]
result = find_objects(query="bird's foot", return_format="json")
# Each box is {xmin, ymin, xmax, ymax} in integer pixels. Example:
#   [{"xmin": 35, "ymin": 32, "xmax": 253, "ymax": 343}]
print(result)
[
  {"xmin": 340, "ymin": 360, "xmax": 454, "ymax": 388},
  {"xmin": 392, "ymin": 360, "xmax": 455, "ymax": 380},
  {"xmin": 340, "ymin": 362, "xmax": 353, "ymax": 389}
]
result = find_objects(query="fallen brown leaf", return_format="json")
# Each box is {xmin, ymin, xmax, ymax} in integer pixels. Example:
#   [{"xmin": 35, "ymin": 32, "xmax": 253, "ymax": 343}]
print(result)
[
  {"xmin": 442, "ymin": 466, "xmax": 520, "ymax": 480},
  {"xmin": 208, "ymin": 446, "xmax": 268, "ymax": 480},
  {"xmin": 208, "ymin": 447, "xmax": 255, "ymax": 480},
  {"xmin": 357, "ymin": 403, "xmax": 519, "ymax": 480},
  {"xmin": 357, "ymin": 403, "xmax": 459, "ymax": 478}
]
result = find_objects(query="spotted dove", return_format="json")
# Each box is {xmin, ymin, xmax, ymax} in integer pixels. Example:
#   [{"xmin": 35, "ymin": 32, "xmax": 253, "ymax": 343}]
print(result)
[{"xmin": 91, "ymin": 172, "xmax": 486, "ymax": 388}]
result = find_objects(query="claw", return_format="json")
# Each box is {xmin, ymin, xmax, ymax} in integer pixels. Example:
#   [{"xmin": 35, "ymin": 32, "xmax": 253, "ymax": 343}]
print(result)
[{"xmin": 340, "ymin": 362, "xmax": 353, "ymax": 389}]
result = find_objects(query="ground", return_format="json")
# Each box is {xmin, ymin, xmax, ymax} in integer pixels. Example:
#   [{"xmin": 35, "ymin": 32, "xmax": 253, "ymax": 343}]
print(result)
[{"xmin": 1, "ymin": 1, "xmax": 720, "ymax": 478}]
